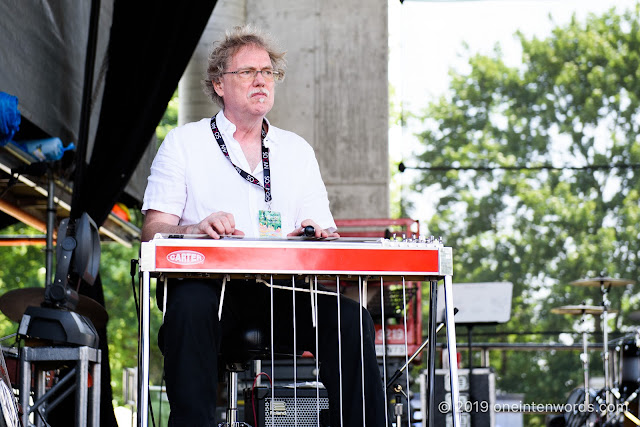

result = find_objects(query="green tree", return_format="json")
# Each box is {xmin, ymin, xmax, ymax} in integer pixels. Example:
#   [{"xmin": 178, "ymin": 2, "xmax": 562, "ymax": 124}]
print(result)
[
  {"xmin": 0, "ymin": 225, "xmax": 46, "ymax": 341},
  {"xmin": 156, "ymin": 89, "xmax": 179, "ymax": 146},
  {"xmin": 411, "ymin": 4, "xmax": 640, "ymax": 424}
]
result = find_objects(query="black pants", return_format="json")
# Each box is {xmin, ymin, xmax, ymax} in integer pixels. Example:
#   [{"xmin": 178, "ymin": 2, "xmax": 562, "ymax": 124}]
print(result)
[{"xmin": 160, "ymin": 278, "xmax": 386, "ymax": 426}]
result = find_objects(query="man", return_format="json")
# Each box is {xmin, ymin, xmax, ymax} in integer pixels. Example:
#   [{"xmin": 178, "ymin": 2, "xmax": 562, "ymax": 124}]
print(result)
[{"xmin": 142, "ymin": 25, "xmax": 385, "ymax": 426}]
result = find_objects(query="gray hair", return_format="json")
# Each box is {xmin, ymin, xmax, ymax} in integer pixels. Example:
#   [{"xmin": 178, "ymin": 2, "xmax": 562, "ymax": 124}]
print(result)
[{"xmin": 203, "ymin": 24, "xmax": 286, "ymax": 108}]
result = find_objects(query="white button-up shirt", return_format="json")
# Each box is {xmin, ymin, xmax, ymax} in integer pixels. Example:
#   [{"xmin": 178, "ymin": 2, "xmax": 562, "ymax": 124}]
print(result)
[{"xmin": 142, "ymin": 110, "xmax": 336, "ymax": 237}]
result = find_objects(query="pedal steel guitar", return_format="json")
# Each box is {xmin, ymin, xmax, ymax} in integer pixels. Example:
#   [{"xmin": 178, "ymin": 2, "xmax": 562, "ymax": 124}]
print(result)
[{"xmin": 137, "ymin": 235, "xmax": 460, "ymax": 427}]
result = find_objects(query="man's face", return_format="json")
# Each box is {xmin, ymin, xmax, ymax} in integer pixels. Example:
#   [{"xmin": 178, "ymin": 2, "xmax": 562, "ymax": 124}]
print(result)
[{"xmin": 214, "ymin": 44, "xmax": 275, "ymax": 119}]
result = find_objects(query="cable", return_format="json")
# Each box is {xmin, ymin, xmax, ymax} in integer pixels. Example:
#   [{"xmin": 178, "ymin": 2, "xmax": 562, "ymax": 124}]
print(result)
[
  {"xmin": 251, "ymin": 372, "xmax": 273, "ymax": 425},
  {"xmin": 465, "ymin": 330, "xmax": 620, "ymax": 337},
  {"xmin": 130, "ymin": 259, "xmax": 140, "ymax": 319},
  {"xmin": 399, "ymin": 161, "xmax": 640, "ymax": 173},
  {"xmin": 159, "ymin": 365, "xmax": 165, "ymax": 427}
]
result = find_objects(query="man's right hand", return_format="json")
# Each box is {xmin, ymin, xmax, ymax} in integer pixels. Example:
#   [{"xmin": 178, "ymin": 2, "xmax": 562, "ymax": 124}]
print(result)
[
  {"xmin": 141, "ymin": 209, "xmax": 244, "ymax": 241},
  {"xmin": 189, "ymin": 211, "xmax": 245, "ymax": 239}
]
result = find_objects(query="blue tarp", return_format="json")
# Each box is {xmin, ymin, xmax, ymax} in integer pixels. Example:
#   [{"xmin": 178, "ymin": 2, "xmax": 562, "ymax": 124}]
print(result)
[{"xmin": 0, "ymin": 91, "xmax": 21, "ymax": 146}]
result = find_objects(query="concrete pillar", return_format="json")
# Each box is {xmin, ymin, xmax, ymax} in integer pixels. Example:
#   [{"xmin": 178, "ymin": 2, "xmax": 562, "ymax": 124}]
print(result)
[
  {"xmin": 248, "ymin": 0, "xmax": 389, "ymax": 219},
  {"xmin": 178, "ymin": 0, "xmax": 246, "ymax": 126}
]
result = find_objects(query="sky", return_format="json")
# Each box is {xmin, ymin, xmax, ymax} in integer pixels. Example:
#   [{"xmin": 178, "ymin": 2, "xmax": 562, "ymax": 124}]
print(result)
[{"xmin": 387, "ymin": 0, "xmax": 638, "ymax": 222}]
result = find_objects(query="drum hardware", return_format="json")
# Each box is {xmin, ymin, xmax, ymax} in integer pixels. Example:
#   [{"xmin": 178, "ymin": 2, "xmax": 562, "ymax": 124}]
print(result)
[
  {"xmin": 620, "ymin": 385, "xmax": 640, "ymax": 406},
  {"xmin": 563, "ymin": 387, "xmax": 603, "ymax": 427},
  {"xmin": 552, "ymin": 305, "xmax": 609, "ymax": 316},
  {"xmin": 570, "ymin": 277, "xmax": 635, "ymax": 421},
  {"xmin": 570, "ymin": 278, "xmax": 635, "ymax": 288},
  {"xmin": 0, "ymin": 341, "xmax": 19, "ymax": 427},
  {"xmin": 606, "ymin": 385, "xmax": 640, "ymax": 426},
  {"xmin": 552, "ymin": 304, "xmax": 618, "ymax": 410},
  {"xmin": 624, "ymin": 409, "xmax": 640, "ymax": 426},
  {"xmin": 606, "ymin": 330, "xmax": 640, "ymax": 426},
  {"xmin": 613, "ymin": 331, "xmax": 640, "ymax": 416}
]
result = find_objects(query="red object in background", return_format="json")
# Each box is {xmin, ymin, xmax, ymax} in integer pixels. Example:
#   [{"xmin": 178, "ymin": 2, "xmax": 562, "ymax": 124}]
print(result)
[
  {"xmin": 111, "ymin": 203, "xmax": 131, "ymax": 222},
  {"xmin": 335, "ymin": 218, "xmax": 423, "ymax": 359},
  {"xmin": 3, "ymin": 350, "xmax": 55, "ymax": 389},
  {"xmin": 3, "ymin": 350, "xmax": 19, "ymax": 387},
  {"xmin": 335, "ymin": 218, "xmax": 419, "ymax": 239},
  {"xmin": 370, "ymin": 282, "xmax": 422, "ymax": 358}
]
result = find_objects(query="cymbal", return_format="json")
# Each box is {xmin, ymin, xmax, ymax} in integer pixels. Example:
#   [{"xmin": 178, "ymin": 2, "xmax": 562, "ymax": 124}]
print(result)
[
  {"xmin": 0, "ymin": 288, "xmax": 108, "ymax": 329},
  {"xmin": 551, "ymin": 305, "xmax": 617, "ymax": 315},
  {"xmin": 570, "ymin": 277, "xmax": 635, "ymax": 287}
]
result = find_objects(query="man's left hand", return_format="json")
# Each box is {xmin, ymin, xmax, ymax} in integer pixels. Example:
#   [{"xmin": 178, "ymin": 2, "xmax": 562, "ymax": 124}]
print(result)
[{"xmin": 287, "ymin": 219, "xmax": 340, "ymax": 238}]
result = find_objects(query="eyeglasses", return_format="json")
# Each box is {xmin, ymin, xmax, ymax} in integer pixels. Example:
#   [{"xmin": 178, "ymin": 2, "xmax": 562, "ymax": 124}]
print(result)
[{"xmin": 223, "ymin": 68, "xmax": 284, "ymax": 82}]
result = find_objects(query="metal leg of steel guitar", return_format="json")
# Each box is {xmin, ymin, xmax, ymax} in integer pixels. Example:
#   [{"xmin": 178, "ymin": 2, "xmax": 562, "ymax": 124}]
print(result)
[
  {"xmin": 137, "ymin": 270, "xmax": 150, "ymax": 427},
  {"xmin": 444, "ymin": 275, "xmax": 461, "ymax": 427}
]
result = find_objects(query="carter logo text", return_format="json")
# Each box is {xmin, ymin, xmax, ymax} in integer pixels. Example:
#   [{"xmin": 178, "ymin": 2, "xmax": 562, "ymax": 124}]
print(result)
[{"xmin": 167, "ymin": 250, "xmax": 205, "ymax": 265}]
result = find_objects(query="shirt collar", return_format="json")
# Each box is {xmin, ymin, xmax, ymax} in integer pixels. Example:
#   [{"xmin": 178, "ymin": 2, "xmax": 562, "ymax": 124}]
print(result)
[
  {"xmin": 216, "ymin": 110, "xmax": 236, "ymax": 135},
  {"xmin": 216, "ymin": 110, "xmax": 277, "ymax": 149}
]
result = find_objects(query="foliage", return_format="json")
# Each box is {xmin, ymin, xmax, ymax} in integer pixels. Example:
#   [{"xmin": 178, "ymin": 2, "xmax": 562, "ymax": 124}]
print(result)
[
  {"xmin": 0, "ymin": 225, "xmax": 45, "ymax": 342},
  {"xmin": 101, "ymin": 240, "xmax": 165, "ymax": 407},
  {"xmin": 411, "ymin": 3, "xmax": 640, "ymax": 422},
  {"xmin": 156, "ymin": 88, "xmax": 179, "ymax": 146}
]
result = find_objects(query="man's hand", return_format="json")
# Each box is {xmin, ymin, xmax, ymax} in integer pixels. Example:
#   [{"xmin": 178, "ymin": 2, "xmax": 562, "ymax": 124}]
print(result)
[
  {"xmin": 287, "ymin": 219, "xmax": 340, "ymax": 239},
  {"xmin": 141, "ymin": 210, "xmax": 244, "ymax": 241},
  {"xmin": 190, "ymin": 211, "xmax": 245, "ymax": 239}
]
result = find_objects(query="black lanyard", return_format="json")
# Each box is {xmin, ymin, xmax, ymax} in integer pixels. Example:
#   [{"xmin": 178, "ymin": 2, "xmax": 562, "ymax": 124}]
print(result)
[{"xmin": 210, "ymin": 116, "xmax": 272, "ymax": 204}]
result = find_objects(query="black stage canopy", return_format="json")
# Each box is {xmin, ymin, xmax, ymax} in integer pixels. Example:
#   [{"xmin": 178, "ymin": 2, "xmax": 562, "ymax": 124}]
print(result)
[
  {"xmin": 77, "ymin": 0, "xmax": 217, "ymax": 226},
  {"xmin": 0, "ymin": 0, "xmax": 217, "ymax": 236}
]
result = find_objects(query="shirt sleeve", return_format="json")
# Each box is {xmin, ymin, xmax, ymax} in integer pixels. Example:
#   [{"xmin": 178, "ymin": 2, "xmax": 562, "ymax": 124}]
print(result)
[
  {"xmin": 141, "ymin": 129, "xmax": 187, "ymax": 218},
  {"xmin": 295, "ymin": 145, "xmax": 337, "ymax": 233}
]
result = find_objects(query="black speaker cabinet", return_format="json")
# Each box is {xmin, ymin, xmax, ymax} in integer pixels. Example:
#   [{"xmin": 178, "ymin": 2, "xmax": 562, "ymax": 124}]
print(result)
[
  {"xmin": 421, "ymin": 368, "xmax": 496, "ymax": 427},
  {"xmin": 244, "ymin": 386, "xmax": 330, "ymax": 427}
]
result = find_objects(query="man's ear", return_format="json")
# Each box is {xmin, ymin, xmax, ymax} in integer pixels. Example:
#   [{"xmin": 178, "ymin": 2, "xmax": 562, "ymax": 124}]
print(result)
[{"xmin": 213, "ymin": 79, "xmax": 224, "ymax": 97}]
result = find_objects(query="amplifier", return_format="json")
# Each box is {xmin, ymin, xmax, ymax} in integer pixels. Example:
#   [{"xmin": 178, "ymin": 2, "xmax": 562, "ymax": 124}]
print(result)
[{"xmin": 244, "ymin": 386, "xmax": 330, "ymax": 427}]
